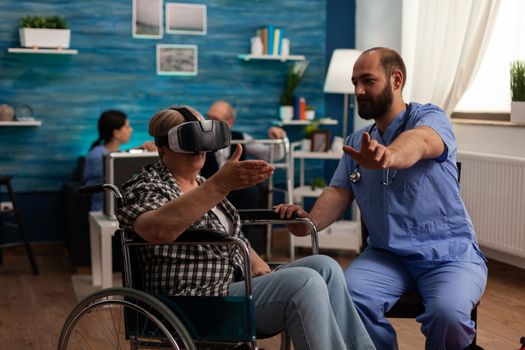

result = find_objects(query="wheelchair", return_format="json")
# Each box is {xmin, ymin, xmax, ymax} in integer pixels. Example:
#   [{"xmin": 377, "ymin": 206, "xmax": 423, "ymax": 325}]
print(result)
[{"xmin": 58, "ymin": 183, "xmax": 319, "ymax": 350}]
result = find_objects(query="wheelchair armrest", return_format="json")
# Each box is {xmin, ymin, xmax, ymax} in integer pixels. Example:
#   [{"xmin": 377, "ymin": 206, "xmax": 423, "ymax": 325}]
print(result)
[
  {"xmin": 177, "ymin": 228, "xmax": 229, "ymax": 242},
  {"xmin": 124, "ymin": 228, "xmax": 229, "ymax": 244},
  {"xmin": 79, "ymin": 183, "xmax": 124, "ymax": 209},
  {"xmin": 238, "ymin": 209, "xmax": 319, "ymax": 255},
  {"xmin": 238, "ymin": 209, "xmax": 297, "ymax": 221},
  {"xmin": 122, "ymin": 228, "xmax": 254, "ymax": 296}
]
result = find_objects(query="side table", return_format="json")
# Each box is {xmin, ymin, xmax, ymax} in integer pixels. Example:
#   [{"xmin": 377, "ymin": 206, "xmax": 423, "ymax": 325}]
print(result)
[{"xmin": 89, "ymin": 211, "xmax": 118, "ymax": 288}]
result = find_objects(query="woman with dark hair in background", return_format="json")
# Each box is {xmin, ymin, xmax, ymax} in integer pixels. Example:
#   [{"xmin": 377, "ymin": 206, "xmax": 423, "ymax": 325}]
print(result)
[{"xmin": 82, "ymin": 109, "xmax": 156, "ymax": 210}]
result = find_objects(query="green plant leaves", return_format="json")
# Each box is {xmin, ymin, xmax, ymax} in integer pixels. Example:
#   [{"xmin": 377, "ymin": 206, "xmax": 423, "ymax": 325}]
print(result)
[
  {"xmin": 310, "ymin": 176, "xmax": 326, "ymax": 190},
  {"xmin": 280, "ymin": 60, "xmax": 310, "ymax": 105},
  {"xmin": 510, "ymin": 60, "xmax": 525, "ymax": 101},
  {"xmin": 20, "ymin": 15, "xmax": 68, "ymax": 29},
  {"xmin": 303, "ymin": 120, "xmax": 320, "ymax": 138}
]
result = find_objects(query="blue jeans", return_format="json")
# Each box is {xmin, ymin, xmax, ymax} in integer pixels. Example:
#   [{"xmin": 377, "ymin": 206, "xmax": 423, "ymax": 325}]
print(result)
[
  {"xmin": 229, "ymin": 255, "xmax": 375, "ymax": 350},
  {"xmin": 345, "ymin": 249, "xmax": 487, "ymax": 350}
]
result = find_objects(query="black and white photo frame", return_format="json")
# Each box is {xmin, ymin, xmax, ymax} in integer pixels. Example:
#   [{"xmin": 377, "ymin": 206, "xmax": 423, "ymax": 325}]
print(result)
[
  {"xmin": 311, "ymin": 130, "xmax": 331, "ymax": 152},
  {"xmin": 132, "ymin": 0, "xmax": 163, "ymax": 39},
  {"xmin": 166, "ymin": 3, "xmax": 207, "ymax": 35},
  {"xmin": 156, "ymin": 44, "xmax": 198, "ymax": 76}
]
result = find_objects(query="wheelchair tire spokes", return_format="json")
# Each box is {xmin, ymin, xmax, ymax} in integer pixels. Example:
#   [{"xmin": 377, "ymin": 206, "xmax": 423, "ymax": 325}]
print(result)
[{"xmin": 58, "ymin": 288, "xmax": 196, "ymax": 350}]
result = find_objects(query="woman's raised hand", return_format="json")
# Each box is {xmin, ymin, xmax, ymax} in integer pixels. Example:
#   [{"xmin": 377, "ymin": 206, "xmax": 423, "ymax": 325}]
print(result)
[{"xmin": 212, "ymin": 144, "xmax": 275, "ymax": 192}]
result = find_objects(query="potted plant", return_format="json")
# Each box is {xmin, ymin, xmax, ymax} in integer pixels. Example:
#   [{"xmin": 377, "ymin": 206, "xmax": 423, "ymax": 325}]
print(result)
[
  {"xmin": 510, "ymin": 60, "xmax": 525, "ymax": 124},
  {"xmin": 279, "ymin": 60, "xmax": 309, "ymax": 121},
  {"xmin": 310, "ymin": 176, "xmax": 326, "ymax": 191},
  {"xmin": 306, "ymin": 105, "xmax": 316, "ymax": 120},
  {"xmin": 19, "ymin": 15, "xmax": 70, "ymax": 49}
]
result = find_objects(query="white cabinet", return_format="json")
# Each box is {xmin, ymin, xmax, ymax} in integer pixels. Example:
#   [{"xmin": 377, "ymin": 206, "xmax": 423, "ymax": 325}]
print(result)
[{"xmin": 289, "ymin": 142, "xmax": 361, "ymax": 257}]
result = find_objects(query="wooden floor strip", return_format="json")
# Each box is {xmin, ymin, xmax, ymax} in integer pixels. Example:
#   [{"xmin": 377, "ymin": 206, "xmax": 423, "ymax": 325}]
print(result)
[{"xmin": 0, "ymin": 243, "xmax": 524, "ymax": 349}]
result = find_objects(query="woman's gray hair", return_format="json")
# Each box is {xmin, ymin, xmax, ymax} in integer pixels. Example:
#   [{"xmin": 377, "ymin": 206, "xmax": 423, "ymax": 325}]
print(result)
[{"xmin": 148, "ymin": 105, "xmax": 203, "ymax": 138}]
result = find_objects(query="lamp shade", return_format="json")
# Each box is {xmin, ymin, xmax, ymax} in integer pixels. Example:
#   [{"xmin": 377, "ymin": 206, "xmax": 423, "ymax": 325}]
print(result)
[{"xmin": 323, "ymin": 49, "xmax": 362, "ymax": 94}]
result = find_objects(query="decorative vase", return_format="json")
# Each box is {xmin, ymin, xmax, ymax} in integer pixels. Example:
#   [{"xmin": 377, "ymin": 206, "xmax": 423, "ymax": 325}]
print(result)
[
  {"xmin": 279, "ymin": 105, "xmax": 294, "ymax": 122},
  {"xmin": 306, "ymin": 110, "xmax": 315, "ymax": 120},
  {"xmin": 301, "ymin": 139, "xmax": 311, "ymax": 152},
  {"xmin": 0, "ymin": 104, "xmax": 14, "ymax": 121},
  {"xmin": 331, "ymin": 136, "xmax": 344, "ymax": 153},
  {"xmin": 511, "ymin": 101, "xmax": 525, "ymax": 124},
  {"xmin": 19, "ymin": 28, "xmax": 71, "ymax": 48}
]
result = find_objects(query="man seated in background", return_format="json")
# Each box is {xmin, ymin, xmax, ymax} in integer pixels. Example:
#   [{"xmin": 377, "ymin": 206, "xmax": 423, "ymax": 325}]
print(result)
[{"xmin": 201, "ymin": 100, "xmax": 287, "ymax": 254}]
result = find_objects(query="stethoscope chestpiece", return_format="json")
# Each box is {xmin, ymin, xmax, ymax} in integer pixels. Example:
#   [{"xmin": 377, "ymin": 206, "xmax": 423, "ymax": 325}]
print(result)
[{"xmin": 349, "ymin": 169, "xmax": 361, "ymax": 183}]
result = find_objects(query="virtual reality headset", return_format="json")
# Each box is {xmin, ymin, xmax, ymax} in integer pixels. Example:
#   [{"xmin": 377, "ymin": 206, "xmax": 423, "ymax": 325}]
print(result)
[{"xmin": 154, "ymin": 106, "xmax": 231, "ymax": 153}]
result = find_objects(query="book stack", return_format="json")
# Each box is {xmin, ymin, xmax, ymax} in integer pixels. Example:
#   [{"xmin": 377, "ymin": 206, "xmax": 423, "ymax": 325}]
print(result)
[
  {"xmin": 256, "ymin": 25, "xmax": 286, "ymax": 56},
  {"xmin": 293, "ymin": 96, "xmax": 306, "ymax": 120}
]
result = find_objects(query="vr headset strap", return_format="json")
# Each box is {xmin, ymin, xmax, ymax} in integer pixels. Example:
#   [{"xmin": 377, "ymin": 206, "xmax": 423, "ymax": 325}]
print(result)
[
  {"xmin": 155, "ymin": 106, "xmax": 198, "ymax": 146},
  {"xmin": 170, "ymin": 106, "xmax": 198, "ymax": 122}
]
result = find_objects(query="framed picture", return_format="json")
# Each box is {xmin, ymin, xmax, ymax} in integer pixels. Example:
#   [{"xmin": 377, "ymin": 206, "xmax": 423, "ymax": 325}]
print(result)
[
  {"xmin": 156, "ymin": 44, "xmax": 198, "ymax": 76},
  {"xmin": 166, "ymin": 3, "xmax": 207, "ymax": 35},
  {"xmin": 132, "ymin": 0, "xmax": 163, "ymax": 39},
  {"xmin": 310, "ymin": 130, "xmax": 331, "ymax": 152}
]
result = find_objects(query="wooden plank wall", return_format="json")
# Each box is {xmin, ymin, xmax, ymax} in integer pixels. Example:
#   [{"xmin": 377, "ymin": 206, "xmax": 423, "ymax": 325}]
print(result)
[{"xmin": 0, "ymin": 0, "xmax": 327, "ymax": 192}]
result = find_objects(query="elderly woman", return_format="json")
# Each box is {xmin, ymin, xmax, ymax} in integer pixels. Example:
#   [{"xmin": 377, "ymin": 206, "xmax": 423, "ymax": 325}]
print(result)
[{"xmin": 116, "ymin": 106, "xmax": 374, "ymax": 350}]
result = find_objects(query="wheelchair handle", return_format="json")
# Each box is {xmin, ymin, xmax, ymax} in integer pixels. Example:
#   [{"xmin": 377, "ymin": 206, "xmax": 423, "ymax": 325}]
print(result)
[{"xmin": 78, "ymin": 183, "xmax": 124, "ymax": 209}]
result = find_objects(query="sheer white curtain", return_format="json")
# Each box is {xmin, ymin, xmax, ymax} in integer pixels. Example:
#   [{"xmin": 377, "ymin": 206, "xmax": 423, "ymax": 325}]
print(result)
[{"xmin": 401, "ymin": 0, "xmax": 501, "ymax": 115}]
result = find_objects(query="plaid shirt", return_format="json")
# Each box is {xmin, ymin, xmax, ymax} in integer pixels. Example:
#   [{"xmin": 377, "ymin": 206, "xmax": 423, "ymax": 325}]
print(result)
[{"xmin": 116, "ymin": 160, "xmax": 248, "ymax": 297}]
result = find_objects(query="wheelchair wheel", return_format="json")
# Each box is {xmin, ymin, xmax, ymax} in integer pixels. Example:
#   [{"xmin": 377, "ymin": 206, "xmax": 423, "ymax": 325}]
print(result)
[{"xmin": 58, "ymin": 287, "xmax": 196, "ymax": 350}]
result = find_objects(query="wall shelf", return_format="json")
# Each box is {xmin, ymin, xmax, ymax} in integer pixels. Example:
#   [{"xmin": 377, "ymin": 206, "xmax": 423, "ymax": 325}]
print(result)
[
  {"xmin": 238, "ymin": 54, "xmax": 305, "ymax": 62},
  {"xmin": 291, "ymin": 150, "xmax": 343, "ymax": 159},
  {"xmin": 7, "ymin": 48, "xmax": 78, "ymax": 55},
  {"xmin": 0, "ymin": 120, "xmax": 42, "ymax": 126},
  {"xmin": 275, "ymin": 118, "xmax": 338, "ymax": 126}
]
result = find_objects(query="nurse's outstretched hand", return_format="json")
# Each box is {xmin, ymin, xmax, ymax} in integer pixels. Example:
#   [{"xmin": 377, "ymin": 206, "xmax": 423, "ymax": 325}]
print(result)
[{"xmin": 344, "ymin": 132, "xmax": 392, "ymax": 169}]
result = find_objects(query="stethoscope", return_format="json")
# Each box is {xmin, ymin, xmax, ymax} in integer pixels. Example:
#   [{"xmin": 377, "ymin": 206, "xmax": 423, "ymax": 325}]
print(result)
[{"xmin": 349, "ymin": 104, "xmax": 412, "ymax": 185}]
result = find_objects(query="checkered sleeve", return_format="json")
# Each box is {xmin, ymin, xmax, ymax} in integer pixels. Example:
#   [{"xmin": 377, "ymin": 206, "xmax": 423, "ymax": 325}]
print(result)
[{"xmin": 116, "ymin": 174, "xmax": 171, "ymax": 231}]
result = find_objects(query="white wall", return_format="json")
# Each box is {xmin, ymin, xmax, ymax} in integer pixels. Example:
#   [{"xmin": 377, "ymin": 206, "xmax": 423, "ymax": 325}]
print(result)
[
  {"xmin": 354, "ymin": 0, "xmax": 402, "ymax": 131},
  {"xmin": 454, "ymin": 123, "xmax": 525, "ymax": 158},
  {"xmin": 354, "ymin": 3, "xmax": 525, "ymax": 267}
]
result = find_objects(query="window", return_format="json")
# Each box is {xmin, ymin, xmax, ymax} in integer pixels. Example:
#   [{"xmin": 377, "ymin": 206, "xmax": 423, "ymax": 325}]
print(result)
[{"xmin": 453, "ymin": 0, "xmax": 525, "ymax": 117}]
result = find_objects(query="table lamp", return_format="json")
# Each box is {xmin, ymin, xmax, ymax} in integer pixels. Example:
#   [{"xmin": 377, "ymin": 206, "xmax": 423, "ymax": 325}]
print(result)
[{"xmin": 323, "ymin": 49, "xmax": 362, "ymax": 139}]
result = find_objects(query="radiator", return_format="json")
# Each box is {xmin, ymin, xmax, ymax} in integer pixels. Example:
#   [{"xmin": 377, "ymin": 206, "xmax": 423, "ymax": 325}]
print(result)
[{"xmin": 457, "ymin": 151, "xmax": 525, "ymax": 260}]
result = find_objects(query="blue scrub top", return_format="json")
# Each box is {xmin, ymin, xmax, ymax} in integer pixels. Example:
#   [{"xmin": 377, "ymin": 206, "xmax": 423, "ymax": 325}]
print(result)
[
  {"xmin": 331, "ymin": 102, "xmax": 485, "ymax": 264},
  {"xmin": 82, "ymin": 145, "xmax": 106, "ymax": 211}
]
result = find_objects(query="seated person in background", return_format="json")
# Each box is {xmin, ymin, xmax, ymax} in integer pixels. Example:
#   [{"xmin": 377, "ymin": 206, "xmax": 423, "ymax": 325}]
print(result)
[
  {"xmin": 203, "ymin": 100, "xmax": 287, "ymax": 253},
  {"xmin": 82, "ymin": 109, "xmax": 156, "ymax": 211},
  {"xmin": 116, "ymin": 105, "xmax": 375, "ymax": 350},
  {"xmin": 202, "ymin": 100, "xmax": 287, "ymax": 178}
]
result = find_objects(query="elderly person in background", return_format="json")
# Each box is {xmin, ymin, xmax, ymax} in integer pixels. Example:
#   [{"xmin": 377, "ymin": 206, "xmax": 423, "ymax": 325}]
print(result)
[
  {"xmin": 116, "ymin": 105, "xmax": 375, "ymax": 350},
  {"xmin": 204, "ymin": 100, "xmax": 286, "ymax": 172},
  {"xmin": 203, "ymin": 100, "xmax": 288, "ymax": 253}
]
